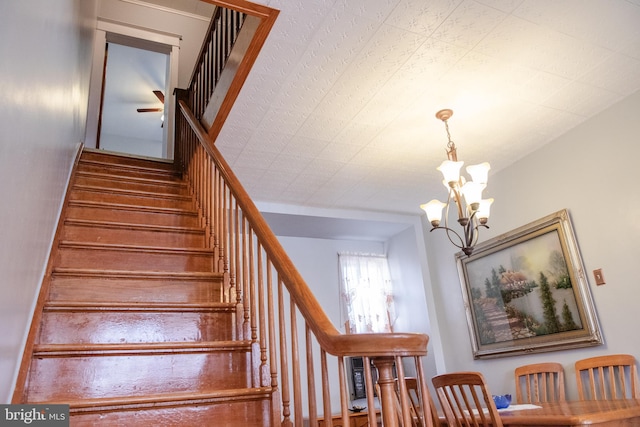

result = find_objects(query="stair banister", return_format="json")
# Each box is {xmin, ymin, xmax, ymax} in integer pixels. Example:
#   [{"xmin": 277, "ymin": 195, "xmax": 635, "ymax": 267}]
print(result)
[
  {"xmin": 179, "ymin": 98, "xmax": 429, "ymax": 357},
  {"xmin": 176, "ymin": 98, "xmax": 433, "ymax": 426}
]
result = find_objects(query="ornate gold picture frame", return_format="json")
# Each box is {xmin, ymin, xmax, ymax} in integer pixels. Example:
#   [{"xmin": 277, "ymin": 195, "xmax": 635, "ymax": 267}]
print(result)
[{"xmin": 456, "ymin": 209, "xmax": 603, "ymax": 359}]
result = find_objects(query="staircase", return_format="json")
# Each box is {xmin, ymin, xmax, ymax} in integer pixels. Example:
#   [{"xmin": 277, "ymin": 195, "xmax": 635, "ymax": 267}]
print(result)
[{"xmin": 16, "ymin": 149, "xmax": 274, "ymax": 426}]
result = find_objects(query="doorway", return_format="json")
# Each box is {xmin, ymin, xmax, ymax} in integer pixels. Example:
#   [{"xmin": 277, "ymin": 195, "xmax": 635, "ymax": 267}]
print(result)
[
  {"xmin": 99, "ymin": 42, "xmax": 168, "ymax": 158},
  {"xmin": 86, "ymin": 20, "xmax": 180, "ymax": 159}
]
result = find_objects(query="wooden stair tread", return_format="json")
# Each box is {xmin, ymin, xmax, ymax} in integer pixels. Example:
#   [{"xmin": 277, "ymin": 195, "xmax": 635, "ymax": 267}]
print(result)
[
  {"xmin": 67, "ymin": 199, "xmax": 198, "ymax": 215},
  {"xmin": 52, "ymin": 268, "xmax": 221, "ymax": 279},
  {"xmin": 33, "ymin": 340, "xmax": 252, "ymax": 356},
  {"xmin": 64, "ymin": 218, "xmax": 204, "ymax": 234},
  {"xmin": 58, "ymin": 241, "xmax": 213, "ymax": 254},
  {"xmin": 76, "ymin": 170, "xmax": 188, "ymax": 188},
  {"xmin": 72, "ymin": 184, "xmax": 194, "ymax": 201},
  {"xmin": 79, "ymin": 157, "xmax": 179, "ymax": 174},
  {"xmin": 44, "ymin": 301, "xmax": 235, "ymax": 311},
  {"xmin": 53, "ymin": 387, "xmax": 274, "ymax": 412}
]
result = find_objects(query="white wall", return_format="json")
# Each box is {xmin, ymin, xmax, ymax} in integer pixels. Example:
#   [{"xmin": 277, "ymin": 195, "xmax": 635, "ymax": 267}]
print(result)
[
  {"xmin": 387, "ymin": 225, "xmax": 439, "ymax": 384},
  {"xmin": 425, "ymin": 89, "xmax": 640, "ymax": 400},
  {"xmin": 100, "ymin": 133, "xmax": 164, "ymax": 158},
  {"xmin": 275, "ymin": 225, "xmax": 436, "ymax": 415},
  {"xmin": 276, "ymin": 235, "xmax": 384, "ymax": 415},
  {"xmin": 98, "ymin": 0, "xmax": 212, "ymax": 88},
  {"xmin": 0, "ymin": 0, "xmax": 98, "ymax": 403}
]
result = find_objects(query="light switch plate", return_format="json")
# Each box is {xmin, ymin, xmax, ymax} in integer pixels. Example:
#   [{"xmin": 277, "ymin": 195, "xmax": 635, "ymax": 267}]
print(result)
[{"xmin": 593, "ymin": 269, "xmax": 605, "ymax": 285}]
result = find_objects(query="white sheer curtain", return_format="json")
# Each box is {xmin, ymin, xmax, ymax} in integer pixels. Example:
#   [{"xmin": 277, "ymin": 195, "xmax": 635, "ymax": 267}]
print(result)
[{"xmin": 338, "ymin": 252, "xmax": 396, "ymax": 334}]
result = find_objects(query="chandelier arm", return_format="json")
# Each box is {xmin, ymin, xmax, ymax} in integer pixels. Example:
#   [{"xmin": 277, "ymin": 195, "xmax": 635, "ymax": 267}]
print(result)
[
  {"xmin": 465, "ymin": 213, "xmax": 478, "ymax": 249},
  {"xmin": 429, "ymin": 225, "xmax": 465, "ymax": 251},
  {"xmin": 437, "ymin": 200, "xmax": 466, "ymax": 249},
  {"xmin": 451, "ymin": 188, "xmax": 465, "ymax": 221}
]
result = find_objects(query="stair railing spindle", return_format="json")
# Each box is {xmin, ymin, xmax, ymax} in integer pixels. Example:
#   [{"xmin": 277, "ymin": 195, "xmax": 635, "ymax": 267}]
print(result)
[
  {"xmin": 320, "ymin": 349, "xmax": 332, "ymax": 425},
  {"xmin": 278, "ymin": 277, "xmax": 292, "ymax": 427},
  {"xmin": 305, "ymin": 325, "xmax": 317, "ymax": 427},
  {"xmin": 256, "ymin": 243, "xmax": 269, "ymax": 387},
  {"xmin": 242, "ymin": 215, "xmax": 251, "ymax": 340},
  {"xmin": 266, "ymin": 257, "xmax": 278, "ymax": 388},
  {"xmin": 290, "ymin": 297, "xmax": 302, "ymax": 427}
]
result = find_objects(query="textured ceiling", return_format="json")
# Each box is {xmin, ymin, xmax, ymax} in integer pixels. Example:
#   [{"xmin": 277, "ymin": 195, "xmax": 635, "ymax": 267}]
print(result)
[{"xmin": 146, "ymin": 0, "xmax": 640, "ymax": 216}]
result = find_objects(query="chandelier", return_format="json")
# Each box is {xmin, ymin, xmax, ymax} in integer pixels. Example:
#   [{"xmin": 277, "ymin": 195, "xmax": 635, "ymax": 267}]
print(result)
[{"xmin": 420, "ymin": 109, "xmax": 493, "ymax": 256}]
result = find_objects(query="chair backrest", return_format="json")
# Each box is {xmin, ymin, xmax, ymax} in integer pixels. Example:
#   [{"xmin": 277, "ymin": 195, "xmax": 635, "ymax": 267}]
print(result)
[
  {"xmin": 432, "ymin": 371, "xmax": 503, "ymax": 427},
  {"xmin": 575, "ymin": 354, "xmax": 640, "ymax": 400},
  {"xmin": 393, "ymin": 377, "xmax": 439, "ymax": 427},
  {"xmin": 514, "ymin": 362, "xmax": 566, "ymax": 404}
]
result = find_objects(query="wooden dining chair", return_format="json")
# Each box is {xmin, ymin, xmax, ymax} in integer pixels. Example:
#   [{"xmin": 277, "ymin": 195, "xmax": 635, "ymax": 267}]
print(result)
[
  {"xmin": 393, "ymin": 377, "xmax": 439, "ymax": 427},
  {"xmin": 514, "ymin": 362, "xmax": 566, "ymax": 404},
  {"xmin": 575, "ymin": 354, "xmax": 640, "ymax": 400},
  {"xmin": 432, "ymin": 371, "xmax": 503, "ymax": 427}
]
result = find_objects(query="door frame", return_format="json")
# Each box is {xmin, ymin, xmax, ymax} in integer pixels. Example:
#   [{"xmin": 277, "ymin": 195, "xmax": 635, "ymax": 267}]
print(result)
[{"xmin": 85, "ymin": 19, "xmax": 180, "ymax": 159}]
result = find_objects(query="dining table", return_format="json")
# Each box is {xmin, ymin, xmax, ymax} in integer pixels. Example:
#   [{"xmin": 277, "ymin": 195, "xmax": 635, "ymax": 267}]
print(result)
[{"xmin": 490, "ymin": 399, "xmax": 640, "ymax": 426}]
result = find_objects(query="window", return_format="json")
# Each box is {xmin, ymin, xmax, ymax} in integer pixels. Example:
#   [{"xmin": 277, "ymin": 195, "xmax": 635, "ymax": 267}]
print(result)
[{"xmin": 338, "ymin": 252, "xmax": 396, "ymax": 334}]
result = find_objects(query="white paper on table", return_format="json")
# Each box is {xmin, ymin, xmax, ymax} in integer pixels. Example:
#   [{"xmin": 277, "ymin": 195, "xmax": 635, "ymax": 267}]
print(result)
[
  {"xmin": 497, "ymin": 404, "xmax": 542, "ymax": 412},
  {"xmin": 467, "ymin": 404, "xmax": 542, "ymax": 416}
]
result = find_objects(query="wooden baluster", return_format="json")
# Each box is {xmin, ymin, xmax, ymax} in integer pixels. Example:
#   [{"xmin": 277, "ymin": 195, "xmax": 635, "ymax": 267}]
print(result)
[
  {"xmin": 257, "ymin": 244, "xmax": 269, "ymax": 386},
  {"xmin": 338, "ymin": 356, "xmax": 349, "ymax": 427},
  {"xmin": 267, "ymin": 257, "xmax": 277, "ymax": 388},
  {"xmin": 249, "ymin": 232, "xmax": 259, "ymax": 387},
  {"xmin": 278, "ymin": 278, "xmax": 292, "ymax": 427},
  {"xmin": 242, "ymin": 216, "xmax": 250, "ymax": 339},
  {"xmin": 212, "ymin": 168, "xmax": 219, "ymax": 271},
  {"xmin": 364, "ymin": 356, "xmax": 377, "ymax": 427},
  {"xmin": 320, "ymin": 349, "xmax": 332, "ymax": 427},
  {"xmin": 306, "ymin": 325, "xmax": 317, "ymax": 427},
  {"xmin": 222, "ymin": 184, "xmax": 230, "ymax": 300},
  {"xmin": 215, "ymin": 16, "xmax": 222, "ymax": 84},
  {"xmin": 291, "ymin": 298, "xmax": 302, "ymax": 427},
  {"xmin": 218, "ymin": 176, "xmax": 227, "ymax": 281},
  {"xmin": 227, "ymin": 195, "xmax": 237, "ymax": 339},
  {"xmin": 203, "ymin": 155, "xmax": 211, "ymax": 249},
  {"xmin": 215, "ymin": 169, "xmax": 222, "ymax": 274},
  {"xmin": 395, "ymin": 356, "xmax": 413, "ymax": 427},
  {"xmin": 233, "ymin": 199, "xmax": 243, "ymax": 338},
  {"xmin": 373, "ymin": 357, "xmax": 399, "ymax": 427},
  {"xmin": 197, "ymin": 145, "xmax": 204, "ymax": 229},
  {"xmin": 211, "ymin": 162, "xmax": 218, "ymax": 266}
]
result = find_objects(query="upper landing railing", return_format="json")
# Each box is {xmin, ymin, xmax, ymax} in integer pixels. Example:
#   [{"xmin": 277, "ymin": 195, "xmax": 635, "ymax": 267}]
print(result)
[{"xmin": 174, "ymin": 1, "xmax": 434, "ymax": 426}]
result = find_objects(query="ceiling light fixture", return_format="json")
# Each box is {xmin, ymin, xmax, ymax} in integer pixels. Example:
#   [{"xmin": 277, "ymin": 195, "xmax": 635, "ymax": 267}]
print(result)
[{"xmin": 420, "ymin": 109, "xmax": 493, "ymax": 256}]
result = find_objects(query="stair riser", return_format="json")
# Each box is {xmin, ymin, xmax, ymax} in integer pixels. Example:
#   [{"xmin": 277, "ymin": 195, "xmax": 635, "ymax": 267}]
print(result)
[
  {"xmin": 56, "ymin": 247, "xmax": 214, "ymax": 272},
  {"xmin": 62, "ymin": 224, "xmax": 206, "ymax": 248},
  {"xmin": 78, "ymin": 163, "xmax": 181, "ymax": 181},
  {"xmin": 26, "ymin": 351, "xmax": 251, "ymax": 401},
  {"xmin": 75, "ymin": 174, "xmax": 189, "ymax": 196},
  {"xmin": 79, "ymin": 151, "xmax": 177, "ymax": 171},
  {"xmin": 66, "ymin": 204, "xmax": 201, "ymax": 228},
  {"xmin": 69, "ymin": 395, "xmax": 272, "ymax": 427},
  {"xmin": 70, "ymin": 189, "xmax": 195, "ymax": 210},
  {"xmin": 48, "ymin": 277, "xmax": 222, "ymax": 303},
  {"xmin": 39, "ymin": 311, "xmax": 234, "ymax": 344}
]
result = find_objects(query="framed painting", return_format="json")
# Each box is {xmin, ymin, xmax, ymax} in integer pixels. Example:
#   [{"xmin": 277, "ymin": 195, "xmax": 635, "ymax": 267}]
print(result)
[{"xmin": 456, "ymin": 209, "xmax": 603, "ymax": 359}]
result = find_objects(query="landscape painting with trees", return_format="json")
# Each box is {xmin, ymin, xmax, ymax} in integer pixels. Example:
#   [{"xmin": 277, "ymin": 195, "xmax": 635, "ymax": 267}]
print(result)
[{"xmin": 457, "ymin": 210, "xmax": 603, "ymax": 358}]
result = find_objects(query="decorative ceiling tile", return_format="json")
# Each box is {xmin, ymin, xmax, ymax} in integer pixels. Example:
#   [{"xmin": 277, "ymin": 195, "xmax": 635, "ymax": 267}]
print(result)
[
  {"xmin": 431, "ymin": 0, "xmax": 507, "ymax": 50},
  {"xmin": 145, "ymin": 0, "xmax": 640, "ymax": 215}
]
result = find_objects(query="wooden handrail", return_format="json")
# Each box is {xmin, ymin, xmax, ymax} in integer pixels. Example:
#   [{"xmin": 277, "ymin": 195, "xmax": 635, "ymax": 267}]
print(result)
[
  {"xmin": 179, "ymin": 99, "xmax": 427, "ymax": 357},
  {"xmin": 178, "ymin": 101, "xmax": 428, "ymax": 357}
]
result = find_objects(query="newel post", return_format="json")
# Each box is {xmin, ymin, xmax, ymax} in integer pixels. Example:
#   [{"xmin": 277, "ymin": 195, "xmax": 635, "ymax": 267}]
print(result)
[{"xmin": 372, "ymin": 357, "xmax": 398, "ymax": 427}]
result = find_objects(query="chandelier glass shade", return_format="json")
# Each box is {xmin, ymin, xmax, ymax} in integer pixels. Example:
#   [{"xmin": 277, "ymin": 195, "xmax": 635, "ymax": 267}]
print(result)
[{"xmin": 420, "ymin": 109, "xmax": 493, "ymax": 256}]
